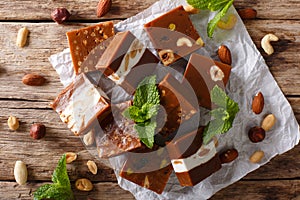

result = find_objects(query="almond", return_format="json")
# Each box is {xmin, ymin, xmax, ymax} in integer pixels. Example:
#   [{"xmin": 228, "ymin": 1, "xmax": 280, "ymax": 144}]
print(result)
[
  {"xmin": 96, "ymin": 0, "xmax": 112, "ymax": 18},
  {"xmin": 219, "ymin": 148, "xmax": 238, "ymax": 164},
  {"xmin": 252, "ymin": 92, "xmax": 264, "ymax": 114},
  {"xmin": 238, "ymin": 8, "xmax": 257, "ymax": 20},
  {"xmin": 22, "ymin": 74, "xmax": 46, "ymax": 86},
  {"xmin": 217, "ymin": 45, "xmax": 232, "ymax": 65}
]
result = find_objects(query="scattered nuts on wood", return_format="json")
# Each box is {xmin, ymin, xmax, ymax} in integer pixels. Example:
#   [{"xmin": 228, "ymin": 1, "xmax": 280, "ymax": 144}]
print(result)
[
  {"xmin": 218, "ymin": 45, "xmax": 232, "ymax": 65},
  {"xmin": 30, "ymin": 123, "xmax": 46, "ymax": 139},
  {"xmin": 22, "ymin": 74, "xmax": 46, "ymax": 86},
  {"xmin": 65, "ymin": 152, "xmax": 77, "ymax": 164},
  {"xmin": 248, "ymin": 126, "xmax": 265, "ymax": 143},
  {"xmin": 184, "ymin": 5, "xmax": 200, "ymax": 14},
  {"xmin": 261, "ymin": 33, "xmax": 279, "ymax": 55},
  {"xmin": 51, "ymin": 8, "xmax": 71, "ymax": 24},
  {"xmin": 7, "ymin": 116, "xmax": 19, "ymax": 131},
  {"xmin": 219, "ymin": 148, "xmax": 239, "ymax": 164},
  {"xmin": 252, "ymin": 92, "xmax": 264, "ymax": 114},
  {"xmin": 16, "ymin": 27, "xmax": 29, "ymax": 48},
  {"xmin": 14, "ymin": 160, "xmax": 28, "ymax": 185},
  {"xmin": 75, "ymin": 178, "xmax": 93, "ymax": 191},
  {"xmin": 249, "ymin": 150, "xmax": 264, "ymax": 163},
  {"xmin": 159, "ymin": 49, "xmax": 175, "ymax": 66},
  {"xmin": 237, "ymin": 8, "xmax": 257, "ymax": 19},
  {"xmin": 97, "ymin": 0, "xmax": 112, "ymax": 18},
  {"xmin": 83, "ymin": 129, "xmax": 95, "ymax": 146},
  {"xmin": 217, "ymin": 14, "xmax": 237, "ymax": 30},
  {"xmin": 87, "ymin": 160, "xmax": 98, "ymax": 175},
  {"xmin": 261, "ymin": 114, "xmax": 276, "ymax": 131}
]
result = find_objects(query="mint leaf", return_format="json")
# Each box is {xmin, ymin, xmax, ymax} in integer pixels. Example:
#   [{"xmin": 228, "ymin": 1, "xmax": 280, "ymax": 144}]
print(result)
[
  {"xmin": 207, "ymin": 0, "xmax": 234, "ymax": 38},
  {"xmin": 133, "ymin": 75, "xmax": 160, "ymax": 108},
  {"xmin": 203, "ymin": 85, "xmax": 239, "ymax": 144},
  {"xmin": 125, "ymin": 104, "xmax": 158, "ymax": 123},
  {"xmin": 187, "ymin": 0, "xmax": 210, "ymax": 9},
  {"xmin": 34, "ymin": 154, "xmax": 74, "ymax": 200},
  {"xmin": 135, "ymin": 121, "xmax": 156, "ymax": 149},
  {"xmin": 208, "ymin": 0, "xmax": 230, "ymax": 11}
]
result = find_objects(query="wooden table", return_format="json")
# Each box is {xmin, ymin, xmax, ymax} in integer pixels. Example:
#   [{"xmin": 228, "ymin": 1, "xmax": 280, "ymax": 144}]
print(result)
[{"xmin": 1, "ymin": 0, "xmax": 300, "ymax": 199}]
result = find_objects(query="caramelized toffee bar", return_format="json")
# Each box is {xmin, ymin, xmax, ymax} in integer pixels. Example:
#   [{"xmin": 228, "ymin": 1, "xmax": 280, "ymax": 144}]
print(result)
[
  {"xmin": 144, "ymin": 5, "xmax": 203, "ymax": 66},
  {"xmin": 96, "ymin": 31, "xmax": 159, "ymax": 94},
  {"xmin": 157, "ymin": 73, "xmax": 198, "ymax": 139},
  {"xmin": 119, "ymin": 147, "xmax": 172, "ymax": 194},
  {"xmin": 183, "ymin": 53, "xmax": 232, "ymax": 109},
  {"xmin": 95, "ymin": 101, "xmax": 142, "ymax": 158},
  {"xmin": 66, "ymin": 21, "xmax": 115, "ymax": 74},
  {"xmin": 167, "ymin": 127, "xmax": 221, "ymax": 186},
  {"xmin": 50, "ymin": 73, "xmax": 111, "ymax": 135}
]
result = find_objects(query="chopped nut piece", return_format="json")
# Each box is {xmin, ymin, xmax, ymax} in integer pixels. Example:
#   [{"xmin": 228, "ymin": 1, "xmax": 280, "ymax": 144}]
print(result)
[
  {"xmin": 210, "ymin": 65, "xmax": 225, "ymax": 82},
  {"xmin": 7, "ymin": 116, "xmax": 19, "ymax": 131},
  {"xmin": 87, "ymin": 160, "xmax": 98, "ymax": 175},
  {"xmin": 16, "ymin": 27, "xmax": 29, "ymax": 48},
  {"xmin": 65, "ymin": 152, "xmax": 77, "ymax": 164},
  {"xmin": 158, "ymin": 49, "xmax": 175, "ymax": 66}
]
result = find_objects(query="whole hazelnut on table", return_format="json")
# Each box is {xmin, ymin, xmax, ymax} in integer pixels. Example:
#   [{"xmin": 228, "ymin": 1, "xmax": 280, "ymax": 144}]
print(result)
[
  {"xmin": 51, "ymin": 8, "xmax": 71, "ymax": 24},
  {"xmin": 248, "ymin": 126, "xmax": 265, "ymax": 143},
  {"xmin": 30, "ymin": 123, "xmax": 46, "ymax": 139}
]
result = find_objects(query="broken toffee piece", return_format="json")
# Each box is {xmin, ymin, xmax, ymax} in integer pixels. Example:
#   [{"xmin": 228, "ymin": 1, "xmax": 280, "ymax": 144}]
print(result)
[
  {"xmin": 96, "ymin": 31, "xmax": 159, "ymax": 94},
  {"xmin": 96, "ymin": 101, "xmax": 142, "ymax": 158},
  {"xmin": 183, "ymin": 53, "xmax": 232, "ymax": 109},
  {"xmin": 66, "ymin": 21, "xmax": 115, "ymax": 74},
  {"xmin": 119, "ymin": 147, "xmax": 172, "ymax": 194},
  {"xmin": 144, "ymin": 5, "xmax": 203, "ymax": 66},
  {"xmin": 50, "ymin": 73, "xmax": 111, "ymax": 135},
  {"xmin": 167, "ymin": 127, "xmax": 222, "ymax": 186}
]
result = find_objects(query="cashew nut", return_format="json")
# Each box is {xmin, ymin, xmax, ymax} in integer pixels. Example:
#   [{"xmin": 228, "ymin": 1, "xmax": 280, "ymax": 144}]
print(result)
[
  {"xmin": 261, "ymin": 33, "xmax": 279, "ymax": 55},
  {"xmin": 217, "ymin": 14, "xmax": 237, "ymax": 30}
]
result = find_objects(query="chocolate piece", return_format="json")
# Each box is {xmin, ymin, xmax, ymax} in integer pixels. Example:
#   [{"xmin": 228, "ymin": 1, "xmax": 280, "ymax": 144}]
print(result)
[
  {"xmin": 144, "ymin": 5, "xmax": 203, "ymax": 66},
  {"xmin": 167, "ymin": 128, "xmax": 222, "ymax": 186},
  {"xmin": 95, "ymin": 101, "xmax": 142, "ymax": 158},
  {"xmin": 50, "ymin": 73, "xmax": 111, "ymax": 135},
  {"xmin": 119, "ymin": 147, "xmax": 172, "ymax": 194},
  {"xmin": 66, "ymin": 21, "xmax": 115, "ymax": 74},
  {"xmin": 157, "ymin": 73, "xmax": 198, "ymax": 138},
  {"xmin": 183, "ymin": 53, "xmax": 232, "ymax": 109},
  {"xmin": 96, "ymin": 31, "xmax": 159, "ymax": 94}
]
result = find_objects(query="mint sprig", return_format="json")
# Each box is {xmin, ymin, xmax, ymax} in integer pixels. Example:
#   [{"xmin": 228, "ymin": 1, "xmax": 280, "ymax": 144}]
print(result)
[
  {"xmin": 34, "ymin": 154, "xmax": 74, "ymax": 200},
  {"xmin": 187, "ymin": 0, "xmax": 234, "ymax": 38},
  {"xmin": 203, "ymin": 85, "xmax": 239, "ymax": 144},
  {"xmin": 123, "ymin": 75, "xmax": 160, "ymax": 149}
]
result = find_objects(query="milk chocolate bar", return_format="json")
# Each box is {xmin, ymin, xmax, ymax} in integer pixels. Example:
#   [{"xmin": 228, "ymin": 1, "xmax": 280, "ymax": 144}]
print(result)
[
  {"xmin": 183, "ymin": 53, "xmax": 232, "ymax": 109},
  {"xmin": 66, "ymin": 21, "xmax": 115, "ymax": 74},
  {"xmin": 167, "ymin": 128, "xmax": 222, "ymax": 186},
  {"xmin": 157, "ymin": 73, "xmax": 198, "ymax": 138},
  {"xmin": 119, "ymin": 147, "xmax": 172, "ymax": 194},
  {"xmin": 50, "ymin": 73, "xmax": 111, "ymax": 135},
  {"xmin": 96, "ymin": 31, "xmax": 159, "ymax": 94},
  {"xmin": 144, "ymin": 5, "xmax": 203, "ymax": 66},
  {"xmin": 95, "ymin": 101, "xmax": 142, "ymax": 158}
]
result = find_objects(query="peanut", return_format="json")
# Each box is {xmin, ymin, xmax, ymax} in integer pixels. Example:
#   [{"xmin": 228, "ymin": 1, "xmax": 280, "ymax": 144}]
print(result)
[
  {"xmin": 261, "ymin": 114, "xmax": 276, "ymax": 131},
  {"xmin": 249, "ymin": 150, "xmax": 264, "ymax": 163},
  {"xmin": 16, "ymin": 27, "xmax": 29, "ymax": 48},
  {"xmin": 87, "ymin": 160, "xmax": 97, "ymax": 175},
  {"xmin": 7, "ymin": 116, "xmax": 19, "ymax": 131},
  {"xmin": 65, "ymin": 152, "xmax": 77, "ymax": 164},
  {"xmin": 75, "ymin": 178, "xmax": 93, "ymax": 191}
]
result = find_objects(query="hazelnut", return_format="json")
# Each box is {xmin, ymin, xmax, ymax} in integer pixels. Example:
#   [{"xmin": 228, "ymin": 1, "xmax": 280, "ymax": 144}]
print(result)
[
  {"xmin": 219, "ymin": 148, "xmax": 239, "ymax": 164},
  {"xmin": 210, "ymin": 65, "xmax": 224, "ymax": 81},
  {"xmin": 30, "ymin": 123, "xmax": 46, "ymax": 139},
  {"xmin": 158, "ymin": 49, "xmax": 175, "ymax": 66},
  {"xmin": 75, "ymin": 178, "xmax": 93, "ymax": 191},
  {"xmin": 51, "ymin": 8, "xmax": 71, "ymax": 24},
  {"xmin": 248, "ymin": 126, "xmax": 265, "ymax": 143},
  {"xmin": 7, "ymin": 116, "xmax": 19, "ymax": 131}
]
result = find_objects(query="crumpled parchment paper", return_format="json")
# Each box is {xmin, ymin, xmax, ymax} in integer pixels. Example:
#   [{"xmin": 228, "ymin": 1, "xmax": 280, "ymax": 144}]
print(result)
[{"xmin": 49, "ymin": 0, "xmax": 300, "ymax": 199}]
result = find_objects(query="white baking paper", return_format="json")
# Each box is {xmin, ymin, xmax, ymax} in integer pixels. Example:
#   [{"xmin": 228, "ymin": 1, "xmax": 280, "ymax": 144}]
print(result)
[{"xmin": 49, "ymin": 0, "xmax": 300, "ymax": 199}]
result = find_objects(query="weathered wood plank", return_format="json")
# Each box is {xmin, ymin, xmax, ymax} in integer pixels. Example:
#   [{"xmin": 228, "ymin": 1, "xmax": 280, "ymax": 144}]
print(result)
[
  {"xmin": 1, "ymin": 180, "xmax": 300, "ymax": 200},
  {"xmin": 0, "ymin": 20, "xmax": 300, "ymax": 101},
  {"xmin": 1, "ymin": 0, "xmax": 300, "ymax": 21}
]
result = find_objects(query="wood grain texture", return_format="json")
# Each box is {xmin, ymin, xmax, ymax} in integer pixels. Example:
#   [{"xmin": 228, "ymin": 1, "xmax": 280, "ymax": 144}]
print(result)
[{"xmin": 1, "ymin": 0, "xmax": 300, "ymax": 21}]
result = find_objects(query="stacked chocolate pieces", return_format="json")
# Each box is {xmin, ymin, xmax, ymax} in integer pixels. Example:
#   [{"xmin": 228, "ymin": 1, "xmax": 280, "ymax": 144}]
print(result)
[{"xmin": 51, "ymin": 5, "xmax": 233, "ymax": 194}]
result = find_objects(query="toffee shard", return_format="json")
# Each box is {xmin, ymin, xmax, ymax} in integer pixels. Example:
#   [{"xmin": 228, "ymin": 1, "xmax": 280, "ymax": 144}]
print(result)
[
  {"xmin": 166, "ymin": 127, "xmax": 222, "ymax": 186},
  {"xmin": 144, "ymin": 5, "xmax": 203, "ymax": 66},
  {"xmin": 119, "ymin": 147, "xmax": 172, "ymax": 194},
  {"xmin": 50, "ymin": 73, "xmax": 111, "ymax": 135},
  {"xmin": 66, "ymin": 21, "xmax": 115, "ymax": 74},
  {"xmin": 183, "ymin": 53, "xmax": 231, "ymax": 109},
  {"xmin": 96, "ymin": 31, "xmax": 159, "ymax": 94},
  {"xmin": 95, "ymin": 101, "xmax": 142, "ymax": 158}
]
